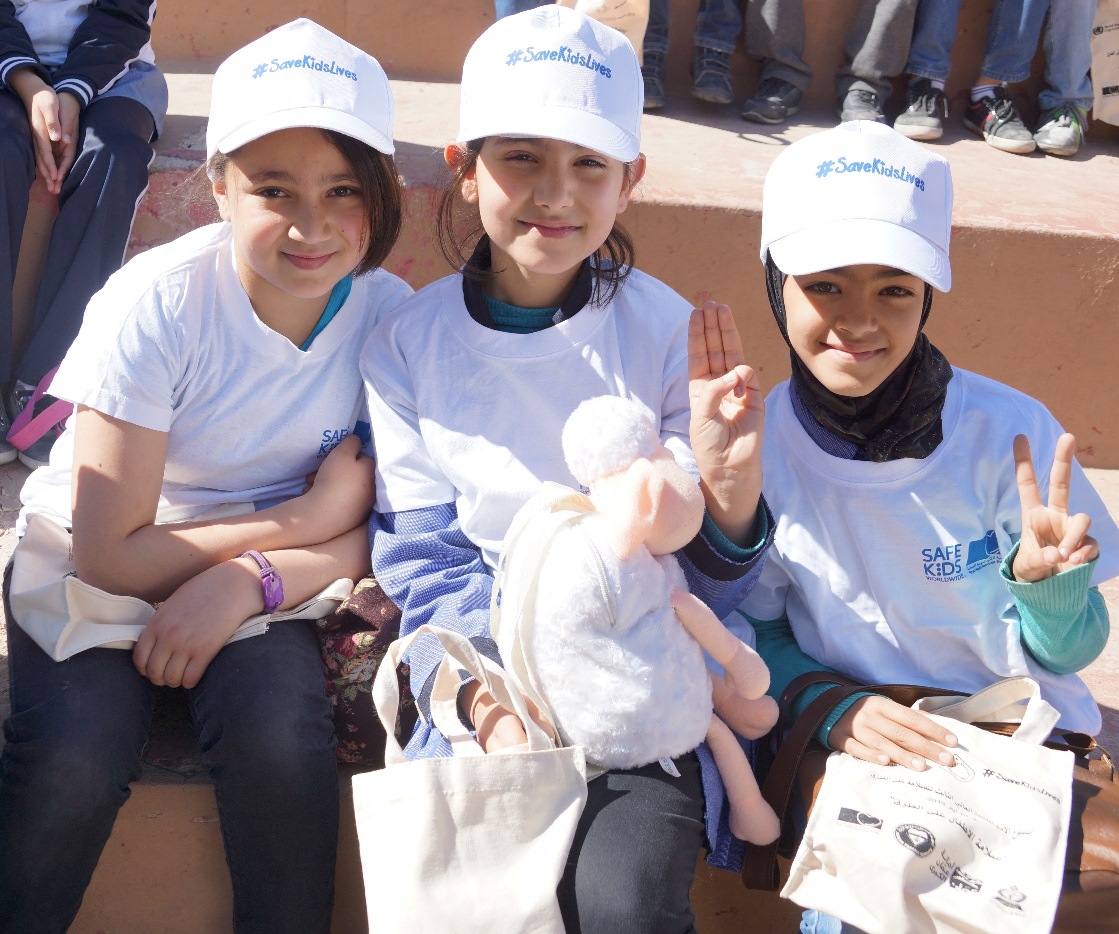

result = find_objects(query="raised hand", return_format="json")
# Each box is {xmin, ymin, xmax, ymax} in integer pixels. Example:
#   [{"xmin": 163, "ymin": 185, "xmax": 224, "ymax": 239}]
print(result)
[
  {"xmin": 1012, "ymin": 433, "xmax": 1098, "ymax": 582},
  {"xmin": 687, "ymin": 301, "xmax": 764, "ymax": 545}
]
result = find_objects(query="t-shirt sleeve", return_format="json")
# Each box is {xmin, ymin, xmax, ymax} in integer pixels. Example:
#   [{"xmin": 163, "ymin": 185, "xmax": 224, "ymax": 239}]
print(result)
[
  {"xmin": 50, "ymin": 277, "xmax": 182, "ymax": 432},
  {"xmin": 361, "ymin": 316, "xmax": 458, "ymax": 512}
]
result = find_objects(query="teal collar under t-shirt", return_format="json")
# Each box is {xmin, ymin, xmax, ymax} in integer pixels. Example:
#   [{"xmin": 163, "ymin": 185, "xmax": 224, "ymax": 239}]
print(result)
[
  {"xmin": 299, "ymin": 275, "xmax": 353, "ymax": 351},
  {"xmin": 481, "ymin": 294, "xmax": 562, "ymax": 334}
]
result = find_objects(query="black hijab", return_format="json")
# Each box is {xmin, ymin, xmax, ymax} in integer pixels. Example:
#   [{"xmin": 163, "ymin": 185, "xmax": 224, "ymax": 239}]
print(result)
[{"xmin": 765, "ymin": 254, "xmax": 953, "ymax": 462}]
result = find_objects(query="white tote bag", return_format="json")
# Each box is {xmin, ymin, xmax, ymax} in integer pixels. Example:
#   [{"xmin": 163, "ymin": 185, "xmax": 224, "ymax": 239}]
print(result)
[
  {"xmin": 352, "ymin": 624, "xmax": 587, "ymax": 934},
  {"xmin": 1092, "ymin": 0, "xmax": 1119, "ymax": 126},
  {"xmin": 782, "ymin": 678, "xmax": 1074, "ymax": 934},
  {"xmin": 8, "ymin": 513, "xmax": 351, "ymax": 660}
]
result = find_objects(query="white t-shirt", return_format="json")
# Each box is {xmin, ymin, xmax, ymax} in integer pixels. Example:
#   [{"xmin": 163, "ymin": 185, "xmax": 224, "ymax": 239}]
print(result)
[
  {"xmin": 361, "ymin": 269, "xmax": 696, "ymax": 569},
  {"xmin": 737, "ymin": 370, "xmax": 1119, "ymax": 733},
  {"xmin": 19, "ymin": 222, "xmax": 413, "ymax": 533}
]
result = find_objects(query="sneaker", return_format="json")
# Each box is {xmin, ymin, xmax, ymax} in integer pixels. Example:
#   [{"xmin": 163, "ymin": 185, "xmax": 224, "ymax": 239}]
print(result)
[
  {"xmin": 740, "ymin": 77, "xmax": 802, "ymax": 124},
  {"xmin": 691, "ymin": 47, "xmax": 733, "ymax": 105},
  {"xmin": 642, "ymin": 50, "xmax": 666, "ymax": 111},
  {"xmin": 962, "ymin": 88, "xmax": 1036, "ymax": 154},
  {"xmin": 8, "ymin": 381, "xmax": 66, "ymax": 470},
  {"xmin": 1034, "ymin": 103, "xmax": 1086, "ymax": 157},
  {"xmin": 838, "ymin": 88, "xmax": 885, "ymax": 123},
  {"xmin": 893, "ymin": 77, "xmax": 948, "ymax": 141},
  {"xmin": 0, "ymin": 401, "xmax": 16, "ymax": 466}
]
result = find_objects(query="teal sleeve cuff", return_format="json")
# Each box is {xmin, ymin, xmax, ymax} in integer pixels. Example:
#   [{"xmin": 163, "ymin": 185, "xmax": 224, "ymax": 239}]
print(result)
[
  {"xmin": 1001, "ymin": 543, "xmax": 1108, "ymax": 673},
  {"xmin": 701, "ymin": 502, "xmax": 769, "ymax": 562}
]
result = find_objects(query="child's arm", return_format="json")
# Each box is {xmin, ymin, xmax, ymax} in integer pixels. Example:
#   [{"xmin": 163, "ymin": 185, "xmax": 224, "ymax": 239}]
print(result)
[
  {"xmin": 1003, "ymin": 550, "xmax": 1109, "ymax": 673},
  {"xmin": 749, "ymin": 611, "xmax": 958, "ymax": 772},
  {"xmin": 131, "ymin": 525, "xmax": 370, "ymax": 690},
  {"xmin": 48, "ymin": 0, "xmax": 156, "ymax": 109},
  {"xmin": 70, "ymin": 409, "xmax": 376, "ymax": 602},
  {"xmin": 687, "ymin": 302, "xmax": 765, "ymax": 547},
  {"xmin": 1003, "ymin": 432, "xmax": 1108, "ymax": 672}
]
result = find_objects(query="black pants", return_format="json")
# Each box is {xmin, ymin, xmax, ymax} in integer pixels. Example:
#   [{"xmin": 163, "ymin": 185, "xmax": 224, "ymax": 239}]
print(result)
[
  {"xmin": 559, "ymin": 752, "xmax": 706, "ymax": 933},
  {"xmin": 0, "ymin": 89, "xmax": 155, "ymax": 386}
]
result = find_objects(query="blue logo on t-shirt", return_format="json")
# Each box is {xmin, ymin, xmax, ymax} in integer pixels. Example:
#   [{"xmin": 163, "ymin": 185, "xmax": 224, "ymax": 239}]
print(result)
[{"xmin": 921, "ymin": 530, "xmax": 1000, "ymax": 582}]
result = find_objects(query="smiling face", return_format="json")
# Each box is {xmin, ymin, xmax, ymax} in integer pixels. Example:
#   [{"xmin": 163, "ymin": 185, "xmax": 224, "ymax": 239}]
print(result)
[
  {"xmin": 783, "ymin": 264, "xmax": 926, "ymax": 397},
  {"xmin": 212, "ymin": 126, "xmax": 368, "ymax": 320},
  {"xmin": 451, "ymin": 136, "xmax": 645, "ymax": 308}
]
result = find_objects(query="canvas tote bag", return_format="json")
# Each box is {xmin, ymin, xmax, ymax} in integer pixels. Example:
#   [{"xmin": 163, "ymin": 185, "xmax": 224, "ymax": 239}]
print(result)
[
  {"xmin": 8, "ymin": 513, "xmax": 351, "ymax": 660},
  {"xmin": 352, "ymin": 624, "xmax": 587, "ymax": 934},
  {"xmin": 1092, "ymin": 0, "xmax": 1119, "ymax": 126},
  {"xmin": 781, "ymin": 678, "xmax": 1074, "ymax": 934}
]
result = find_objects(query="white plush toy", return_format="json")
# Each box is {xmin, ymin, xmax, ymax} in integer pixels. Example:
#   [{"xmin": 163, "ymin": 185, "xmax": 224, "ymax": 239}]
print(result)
[{"xmin": 493, "ymin": 395, "xmax": 780, "ymax": 844}]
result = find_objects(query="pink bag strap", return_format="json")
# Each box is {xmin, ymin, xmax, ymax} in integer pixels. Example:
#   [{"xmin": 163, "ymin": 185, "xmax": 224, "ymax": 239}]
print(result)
[{"xmin": 6, "ymin": 367, "xmax": 73, "ymax": 451}]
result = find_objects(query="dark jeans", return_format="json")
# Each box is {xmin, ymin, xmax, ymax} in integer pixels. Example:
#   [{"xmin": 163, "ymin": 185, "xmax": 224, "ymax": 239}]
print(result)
[
  {"xmin": 0, "ymin": 89, "xmax": 155, "ymax": 387},
  {"xmin": 0, "ymin": 598, "xmax": 339, "ymax": 934},
  {"xmin": 559, "ymin": 752, "xmax": 706, "ymax": 933}
]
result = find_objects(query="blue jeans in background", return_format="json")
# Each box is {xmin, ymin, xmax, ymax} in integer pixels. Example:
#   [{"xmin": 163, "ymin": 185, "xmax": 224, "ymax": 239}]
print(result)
[
  {"xmin": 0, "ymin": 606, "xmax": 340, "ymax": 934},
  {"xmin": 644, "ymin": 0, "xmax": 744, "ymax": 56},
  {"xmin": 906, "ymin": 0, "xmax": 1092, "ymax": 107}
]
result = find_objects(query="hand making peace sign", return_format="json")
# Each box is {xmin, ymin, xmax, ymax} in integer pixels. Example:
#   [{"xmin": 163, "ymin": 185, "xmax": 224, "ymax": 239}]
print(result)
[{"xmin": 1011, "ymin": 433, "xmax": 1098, "ymax": 582}]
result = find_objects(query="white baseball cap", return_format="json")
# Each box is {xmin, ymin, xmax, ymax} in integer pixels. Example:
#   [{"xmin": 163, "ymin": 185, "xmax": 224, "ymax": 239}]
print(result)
[
  {"xmin": 206, "ymin": 19, "xmax": 394, "ymax": 160},
  {"xmin": 457, "ymin": 6, "xmax": 642, "ymax": 163},
  {"xmin": 760, "ymin": 121, "xmax": 953, "ymax": 291}
]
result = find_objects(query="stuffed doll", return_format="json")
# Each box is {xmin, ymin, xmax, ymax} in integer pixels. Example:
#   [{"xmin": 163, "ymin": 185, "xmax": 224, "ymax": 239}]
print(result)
[{"xmin": 493, "ymin": 395, "xmax": 780, "ymax": 844}]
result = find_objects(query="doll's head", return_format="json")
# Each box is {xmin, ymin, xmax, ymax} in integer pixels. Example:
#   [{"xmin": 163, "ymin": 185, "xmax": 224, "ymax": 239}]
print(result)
[
  {"xmin": 562, "ymin": 396, "xmax": 704, "ymax": 559},
  {"xmin": 760, "ymin": 121, "xmax": 954, "ymax": 399},
  {"xmin": 438, "ymin": 7, "xmax": 646, "ymax": 307}
]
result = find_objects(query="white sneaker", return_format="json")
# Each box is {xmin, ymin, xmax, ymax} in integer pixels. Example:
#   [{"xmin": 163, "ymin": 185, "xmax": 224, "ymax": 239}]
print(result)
[{"xmin": 1034, "ymin": 104, "xmax": 1086, "ymax": 157}]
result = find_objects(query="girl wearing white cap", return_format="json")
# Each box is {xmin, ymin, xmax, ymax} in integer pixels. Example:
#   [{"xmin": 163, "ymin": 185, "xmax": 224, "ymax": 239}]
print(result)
[
  {"xmin": 733, "ymin": 120, "xmax": 1119, "ymax": 932},
  {"xmin": 0, "ymin": 21, "xmax": 411, "ymax": 932},
  {"xmin": 362, "ymin": 7, "xmax": 771, "ymax": 929}
]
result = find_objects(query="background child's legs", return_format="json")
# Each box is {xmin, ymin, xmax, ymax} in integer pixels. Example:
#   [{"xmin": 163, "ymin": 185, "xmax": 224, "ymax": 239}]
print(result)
[
  {"xmin": 695, "ymin": 0, "xmax": 745, "ymax": 56},
  {"xmin": 837, "ymin": 0, "xmax": 919, "ymax": 103},
  {"xmin": 904, "ymin": 0, "xmax": 965, "ymax": 81},
  {"xmin": 976, "ymin": 0, "xmax": 1049, "ymax": 86},
  {"xmin": 744, "ymin": 0, "xmax": 812, "ymax": 91},
  {"xmin": 0, "ymin": 89, "xmax": 35, "ymax": 388},
  {"xmin": 189, "ymin": 620, "xmax": 340, "ymax": 934},
  {"xmin": 558, "ymin": 752, "xmax": 706, "ymax": 933},
  {"xmin": 14, "ymin": 95, "xmax": 156, "ymax": 390},
  {"xmin": 0, "ymin": 619, "xmax": 153, "ymax": 933},
  {"xmin": 1038, "ymin": 0, "xmax": 1094, "ymax": 112}
]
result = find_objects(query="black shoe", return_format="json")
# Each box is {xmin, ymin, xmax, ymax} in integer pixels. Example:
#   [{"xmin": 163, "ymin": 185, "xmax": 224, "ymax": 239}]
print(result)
[
  {"xmin": 838, "ymin": 88, "xmax": 885, "ymax": 123},
  {"xmin": 893, "ymin": 77, "xmax": 948, "ymax": 140},
  {"xmin": 642, "ymin": 50, "xmax": 666, "ymax": 110},
  {"xmin": 740, "ymin": 77, "xmax": 802, "ymax": 124},
  {"xmin": 691, "ymin": 47, "xmax": 733, "ymax": 104},
  {"xmin": 962, "ymin": 87, "xmax": 1036, "ymax": 154}
]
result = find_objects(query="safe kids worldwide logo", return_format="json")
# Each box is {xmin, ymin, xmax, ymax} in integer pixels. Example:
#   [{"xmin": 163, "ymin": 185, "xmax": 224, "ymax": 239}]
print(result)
[
  {"xmin": 921, "ymin": 531, "xmax": 1001, "ymax": 582},
  {"xmin": 503, "ymin": 45, "xmax": 612, "ymax": 77},
  {"xmin": 814, "ymin": 156, "xmax": 926, "ymax": 191},
  {"xmin": 252, "ymin": 55, "xmax": 359, "ymax": 81}
]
